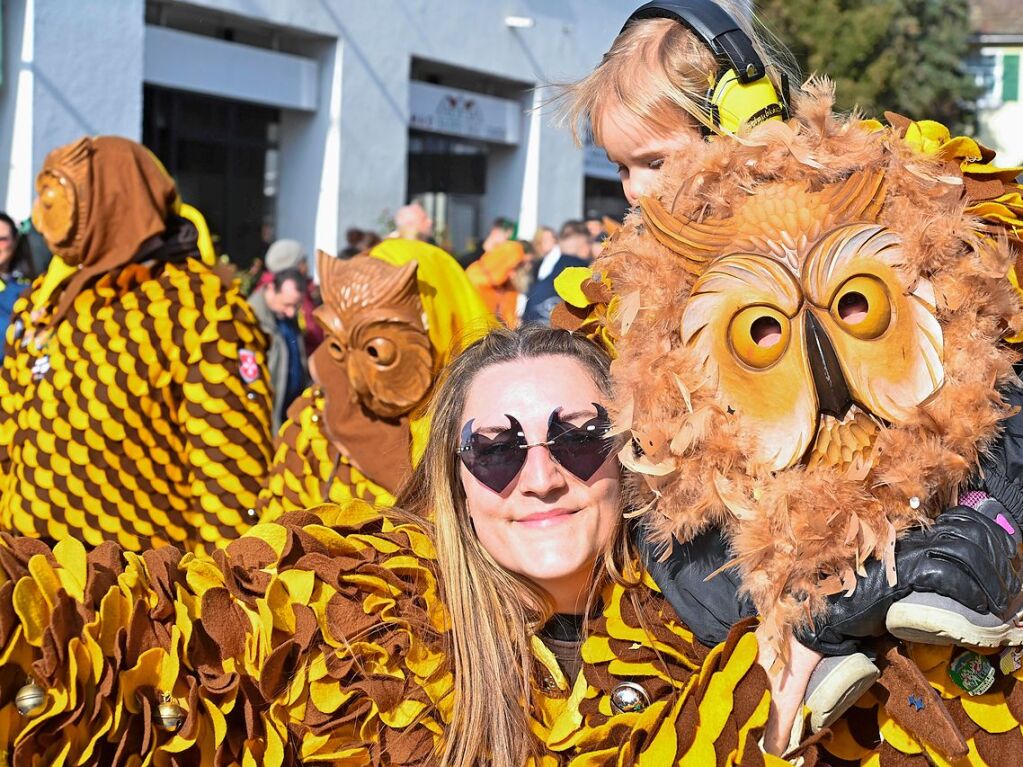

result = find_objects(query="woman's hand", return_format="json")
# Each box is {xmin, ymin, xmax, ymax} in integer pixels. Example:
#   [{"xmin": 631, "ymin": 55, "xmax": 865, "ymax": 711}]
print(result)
[{"xmin": 756, "ymin": 628, "xmax": 821, "ymax": 755}]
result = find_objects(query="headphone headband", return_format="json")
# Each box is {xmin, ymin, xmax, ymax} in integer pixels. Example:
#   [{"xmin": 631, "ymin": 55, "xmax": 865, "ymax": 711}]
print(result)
[{"xmin": 623, "ymin": 0, "xmax": 765, "ymax": 83}]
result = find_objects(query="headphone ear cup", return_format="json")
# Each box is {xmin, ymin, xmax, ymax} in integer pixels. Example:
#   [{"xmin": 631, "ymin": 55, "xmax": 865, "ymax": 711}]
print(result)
[{"xmin": 706, "ymin": 66, "xmax": 788, "ymax": 136}]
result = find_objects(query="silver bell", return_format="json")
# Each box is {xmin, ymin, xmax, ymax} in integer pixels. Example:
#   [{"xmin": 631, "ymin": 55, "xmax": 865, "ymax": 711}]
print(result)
[
  {"xmin": 155, "ymin": 693, "xmax": 186, "ymax": 732},
  {"xmin": 15, "ymin": 681, "xmax": 46, "ymax": 716},
  {"xmin": 610, "ymin": 681, "xmax": 650, "ymax": 715}
]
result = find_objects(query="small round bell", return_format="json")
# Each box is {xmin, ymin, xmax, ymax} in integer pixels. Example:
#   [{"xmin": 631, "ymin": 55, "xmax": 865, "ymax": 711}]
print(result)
[
  {"xmin": 610, "ymin": 681, "xmax": 650, "ymax": 715},
  {"xmin": 15, "ymin": 681, "xmax": 46, "ymax": 716},
  {"xmin": 155, "ymin": 694, "xmax": 186, "ymax": 732}
]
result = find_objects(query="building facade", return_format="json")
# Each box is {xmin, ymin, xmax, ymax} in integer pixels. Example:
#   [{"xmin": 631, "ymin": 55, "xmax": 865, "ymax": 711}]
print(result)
[
  {"xmin": 0, "ymin": 0, "xmax": 627, "ymax": 264},
  {"xmin": 969, "ymin": 0, "xmax": 1023, "ymax": 165}
]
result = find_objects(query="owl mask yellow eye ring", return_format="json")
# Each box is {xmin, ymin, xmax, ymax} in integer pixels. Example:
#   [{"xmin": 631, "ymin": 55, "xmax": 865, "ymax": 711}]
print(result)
[
  {"xmin": 728, "ymin": 305, "xmax": 792, "ymax": 369},
  {"xmin": 828, "ymin": 274, "xmax": 892, "ymax": 340}
]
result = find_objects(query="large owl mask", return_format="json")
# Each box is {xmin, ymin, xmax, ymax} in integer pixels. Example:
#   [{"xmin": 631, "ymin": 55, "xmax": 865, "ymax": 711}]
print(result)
[
  {"xmin": 583, "ymin": 84, "xmax": 1023, "ymax": 640},
  {"xmin": 654, "ymin": 171, "xmax": 944, "ymax": 474}
]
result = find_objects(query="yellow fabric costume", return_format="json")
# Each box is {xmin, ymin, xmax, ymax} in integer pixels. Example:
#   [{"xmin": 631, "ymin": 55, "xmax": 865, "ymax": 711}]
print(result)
[
  {"xmin": 257, "ymin": 240, "xmax": 491, "ymax": 520},
  {"xmin": 0, "ymin": 257, "xmax": 273, "ymax": 552},
  {"xmin": 0, "ymin": 502, "xmax": 787, "ymax": 765},
  {"xmin": 0, "ymin": 136, "xmax": 274, "ymax": 553}
]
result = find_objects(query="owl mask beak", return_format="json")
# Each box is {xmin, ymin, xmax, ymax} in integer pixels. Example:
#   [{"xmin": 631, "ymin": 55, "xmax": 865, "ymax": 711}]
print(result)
[{"xmin": 805, "ymin": 311, "xmax": 854, "ymax": 420}]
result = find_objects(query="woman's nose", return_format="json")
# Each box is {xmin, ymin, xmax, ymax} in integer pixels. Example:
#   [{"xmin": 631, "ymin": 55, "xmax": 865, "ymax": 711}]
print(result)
[{"xmin": 516, "ymin": 443, "xmax": 567, "ymax": 497}]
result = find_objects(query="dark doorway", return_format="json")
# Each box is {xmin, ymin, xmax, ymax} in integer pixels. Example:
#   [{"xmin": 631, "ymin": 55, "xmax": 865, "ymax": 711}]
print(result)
[
  {"xmin": 143, "ymin": 86, "xmax": 280, "ymax": 267},
  {"xmin": 584, "ymin": 176, "xmax": 629, "ymax": 223}
]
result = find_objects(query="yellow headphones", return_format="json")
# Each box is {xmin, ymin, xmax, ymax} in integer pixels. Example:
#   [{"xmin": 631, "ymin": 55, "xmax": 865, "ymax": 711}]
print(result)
[{"xmin": 623, "ymin": 0, "xmax": 789, "ymax": 137}]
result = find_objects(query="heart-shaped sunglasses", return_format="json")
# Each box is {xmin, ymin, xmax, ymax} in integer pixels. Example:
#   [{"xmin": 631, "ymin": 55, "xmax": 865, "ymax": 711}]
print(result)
[{"xmin": 458, "ymin": 404, "xmax": 616, "ymax": 493}]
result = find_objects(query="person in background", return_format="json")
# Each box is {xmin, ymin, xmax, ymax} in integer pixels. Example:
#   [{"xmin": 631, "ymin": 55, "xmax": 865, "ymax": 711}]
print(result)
[
  {"xmin": 0, "ymin": 213, "xmax": 32, "ymax": 360},
  {"xmin": 522, "ymin": 220, "xmax": 591, "ymax": 324},
  {"xmin": 584, "ymin": 215, "xmax": 605, "ymax": 240},
  {"xmin": 393, "ymin": 201, "xmax": 435, "ymax": 243},
  {"xmin": 458, "ymin": 216, "xmax": 515, "ymax": 268},
  {"xmin": 248, "ymin": 267, "xmax": 310, "ymax": 432},
  {"xmin": 466, "ymin": 239, "xmax": 528, "ymax": 328},
  {"xmin": 532, "ymin": 225, "xmax": 558, "ymax": 261},
  {"xmin": 257, "ymin": 238, "xmax": 323, "ymax": 353}
]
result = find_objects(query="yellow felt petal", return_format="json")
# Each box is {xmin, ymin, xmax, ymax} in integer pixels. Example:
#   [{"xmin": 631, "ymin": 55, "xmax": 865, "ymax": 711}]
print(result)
[
  {"xmin": 119, "ymin": 647, "xmax": 168, "ymax": 710},
  {"xmin": 380, "ymin": 699, "xmax": 428, "ymax": 727},
  {"xmin": 554, "ymin": 267, "xmax": 596, "ymax": 308},
  {"xmin": 243, "ymin": 522, "xmax": 290, "ymax": 557},
  {"xmin": 278, "ymin": 569, "xmax": 316, "ymax": 606},
  {"xmin": 184, "ymin": 558, "xmax": 227, "ymax": 595},
  {"xmin": 941, "ymin": 135, "xmax": 983, "ymax": 162},
  {"xmin": 824, "ymin": 710, "xmax": 876, "ymax": 760},
  {"xmin": 959, "ymin": 689, "xmax": 1019, "ymax": 733},
  {"xmin": 690, "ymin": 633, "xmax": 758, "ymax": 744},
  {"xmin": 13, "ymin": 578, "xmax": 48, "ymax": 646},
  {"xmin": 27, "ymin": 554, "xmax": 61, "ymax": 608},
  {"xmin": 878, "ymin": 707, "xmax": 924, "ymax": 754},
  {"xmin": 310, "ymin": 678, "xmax": 350, "ymax": 715},
  {"xmin": 905, "ymin": 120, "xmax": 952, "ymax": 154},
  {"xmin": 53, "ymin": 537, "xmax": 87, "ymax": 601},
  {"xmin": 634, "ymin": 701, "xmax": 679, "ymax": 764}
]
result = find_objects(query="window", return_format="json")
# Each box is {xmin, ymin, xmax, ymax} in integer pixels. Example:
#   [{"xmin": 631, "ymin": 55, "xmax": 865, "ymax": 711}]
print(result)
[
  {"xmin": 966, "ymin": 53, "xmax": 999, "ymax": 109},
  {"xmin": 1004, "ymin": 54, "xmax": 1020, "ymax": 103}
]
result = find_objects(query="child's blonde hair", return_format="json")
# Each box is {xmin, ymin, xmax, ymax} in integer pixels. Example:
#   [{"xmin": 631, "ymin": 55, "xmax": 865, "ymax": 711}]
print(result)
[{"xmin": 566, "ymin": 3, "xmax": 798, "ymax": 144}]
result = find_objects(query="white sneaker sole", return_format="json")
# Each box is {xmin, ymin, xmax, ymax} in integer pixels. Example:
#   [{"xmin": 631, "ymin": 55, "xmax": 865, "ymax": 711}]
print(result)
[
  {"xmin": 887, "ymin": 600, "xmax": 1023, "ymax": 648},
  {"xmin": 805, "ymin": 654, "xmax": 880, "ymax": 733}
]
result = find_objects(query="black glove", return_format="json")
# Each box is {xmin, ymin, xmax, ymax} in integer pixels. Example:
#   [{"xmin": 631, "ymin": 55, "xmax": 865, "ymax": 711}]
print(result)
[
  {"xmin": 800, "ymin": 503, "xmax": 1022, "ymax": 654},
  {"xmin": 640, "ymin": 505, "xmax": 1022, "ymax": 655},
  {"xmin": 635, "ymin": 525, "xmax": 756, "ymax": 648}
]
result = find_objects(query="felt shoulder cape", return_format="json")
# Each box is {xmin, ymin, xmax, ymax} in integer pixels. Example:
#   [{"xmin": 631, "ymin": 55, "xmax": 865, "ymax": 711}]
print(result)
[{"xmin": 0, "ymin": 502, "xmax": 780, "ymax": 765}]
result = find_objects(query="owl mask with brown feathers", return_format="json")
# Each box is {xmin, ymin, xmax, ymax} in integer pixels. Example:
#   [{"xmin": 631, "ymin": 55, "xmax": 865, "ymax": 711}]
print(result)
[{"xmin": 587, "ymin": 83, "xmax": 1023, "ymax": 640}]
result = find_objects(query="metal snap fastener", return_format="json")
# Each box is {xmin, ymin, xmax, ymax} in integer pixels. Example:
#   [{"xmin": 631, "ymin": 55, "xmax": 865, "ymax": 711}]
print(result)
[
  {"xmin": 246, "ymin": 392, "xmax": 256, "ymax": 401},
  {"xmin": 610, "ymin": 681, "xmax": 650, "ymax": 714},
  {"xmin": 311, "ymin": 414, "xmax": 319, "ymax": 423}
]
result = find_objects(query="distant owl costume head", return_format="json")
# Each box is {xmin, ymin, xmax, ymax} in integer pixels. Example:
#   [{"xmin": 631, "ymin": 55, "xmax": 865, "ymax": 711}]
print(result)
[
  {"xmin": 311, "ymin": 241, "xmax": 492, "ymax": 491},
  {"xmin": 573, "ymin": 81, "xmax": 1023, "ymax": 642}
]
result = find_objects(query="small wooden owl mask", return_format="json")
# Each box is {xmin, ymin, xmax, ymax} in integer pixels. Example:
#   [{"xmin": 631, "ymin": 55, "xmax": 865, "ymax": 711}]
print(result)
[
  {"xmin": 645, "ymin": 170, "xmax": 944, "ymax": 472},
  {"xmin": 314, "ymin": 251, "xmax": 433, "ymax": 419}
]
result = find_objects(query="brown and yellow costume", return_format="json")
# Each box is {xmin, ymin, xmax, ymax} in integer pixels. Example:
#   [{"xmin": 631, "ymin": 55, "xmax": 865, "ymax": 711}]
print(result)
[
  {"xmin": 0, "ymin": 136, "xmax": 273, "ymax": 552},
  {"xmin": 258, "ymin": 240, "xmax": 492, "ymax": 518},
  {"xmin": 0, "ymin": 503, "xmax": 787, "ymax": 765}
]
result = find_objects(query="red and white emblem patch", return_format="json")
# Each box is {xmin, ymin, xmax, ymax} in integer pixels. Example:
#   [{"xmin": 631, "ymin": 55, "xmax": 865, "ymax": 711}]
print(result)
[{"xmin": 239, "ymin": 349, "xmax": 260, "ymax": 384}]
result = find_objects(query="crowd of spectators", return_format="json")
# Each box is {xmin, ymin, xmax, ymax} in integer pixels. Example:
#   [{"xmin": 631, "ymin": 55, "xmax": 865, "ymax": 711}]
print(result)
[{"xmin": 0, "ymin": 202, "xmax": 613, "ymax": 424}]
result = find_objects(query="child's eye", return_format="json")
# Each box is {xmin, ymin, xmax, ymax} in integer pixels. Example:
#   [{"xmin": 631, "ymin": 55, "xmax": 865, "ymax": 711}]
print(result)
[
  {"xmin": 616, "ymin": 164, "xmax": 629, "ymax": 179},
  {"xmin": 648, "ymin": 158, "xmax": 665, "ymax": 170}
]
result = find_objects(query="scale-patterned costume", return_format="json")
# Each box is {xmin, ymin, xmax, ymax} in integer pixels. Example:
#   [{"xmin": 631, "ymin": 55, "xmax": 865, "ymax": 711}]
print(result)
[
  {"xmin": 0, "ymin": 136, "xmax": 273, "ymax": 552},
  {"xmin": 258, "ymin": 239, "xmax": 491, "ymax": 520},
  {"xmin": 0, "ymin": 502, "xmax": 789, "ymax": 766}
]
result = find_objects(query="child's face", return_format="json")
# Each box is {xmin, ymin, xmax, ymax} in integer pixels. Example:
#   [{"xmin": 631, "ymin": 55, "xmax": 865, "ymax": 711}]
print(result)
[{"xmin": 598, "ymin": 104, "xmax": 697, "ymax": 207}]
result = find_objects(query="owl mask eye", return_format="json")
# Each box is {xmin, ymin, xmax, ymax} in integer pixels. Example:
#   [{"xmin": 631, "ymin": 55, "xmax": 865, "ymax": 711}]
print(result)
[
  {"xmin": 729, "ymin": 306, "xmax": 792, "ymax": 369},
  {"xmin": 364, "ymin": 337, "xmax": 398, "ymax": 367},
  {"xmin": 829, "ymin": 275, "xmax": 892, "ymax": 340},
  {"xmin": 347, "ymin": 321, "xmax": 434, "ymax": 419}
]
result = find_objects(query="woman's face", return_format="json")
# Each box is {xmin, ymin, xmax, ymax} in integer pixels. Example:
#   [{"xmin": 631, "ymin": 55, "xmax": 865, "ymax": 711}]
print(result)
[
  {"xmin": 598, "ymin": 104, "xmax": 697, "ymax": 207},
  {"xmin": 459, "ymin": 355, "xmax": 621, "ymax": 613}
]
